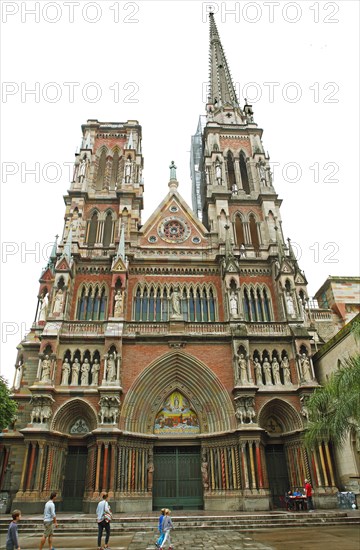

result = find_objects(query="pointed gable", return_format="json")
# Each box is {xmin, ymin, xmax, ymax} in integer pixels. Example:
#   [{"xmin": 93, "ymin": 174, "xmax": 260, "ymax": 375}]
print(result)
[{"xmin": 139, "ymin": 188, "xmax": 209, "ymax": 249}]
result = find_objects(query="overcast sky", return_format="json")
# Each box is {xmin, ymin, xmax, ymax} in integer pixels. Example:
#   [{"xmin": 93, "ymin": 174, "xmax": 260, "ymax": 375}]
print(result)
[{"xmin": 1, "ymin": 0, "xmax": 359, "ymax": 385}]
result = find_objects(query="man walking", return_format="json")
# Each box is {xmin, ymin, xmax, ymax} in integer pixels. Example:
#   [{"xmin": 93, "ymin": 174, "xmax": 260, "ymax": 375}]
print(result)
[
  {"xmin": 39, "ymin": 492, "xmax": 58, "ymax": 550},
  {"xmin": 304, "ymin": 479, "xmax": 314, "ymax": 512}
]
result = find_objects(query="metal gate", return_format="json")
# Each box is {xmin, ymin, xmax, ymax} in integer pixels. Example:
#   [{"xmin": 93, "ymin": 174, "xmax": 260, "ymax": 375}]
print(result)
[
  {"xmin": 265, "ymin": 444, "xmax": 290, "ymax": 509},
  {"xmin": 62, "ymin": 446, "xmax": 88, "ymax": 511},
  {"xmin": 153, "ymin": 446, "xmax": 203, "ymax": 510}
]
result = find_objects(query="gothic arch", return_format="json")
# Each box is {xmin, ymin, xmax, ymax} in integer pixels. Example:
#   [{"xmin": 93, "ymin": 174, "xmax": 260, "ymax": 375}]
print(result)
[
  {"xmin": 258, "ymin": 398, "xmax": 303, "ymax": 434},
  {"xmin": 120, "ymin": 351, "xmax": 236, "ymax": 434},
  {"xmin": 51, "ymin": 398, "xmax": 98, "ymax": 433}
]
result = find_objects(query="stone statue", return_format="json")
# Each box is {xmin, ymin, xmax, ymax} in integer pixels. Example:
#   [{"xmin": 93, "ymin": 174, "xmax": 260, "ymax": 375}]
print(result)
[
  {"xmin": 272, "ymin": 357, "xmax": 281, "ymax": 385},
  {"xmin": 14, "ymin": 361, "xmax": 23, "ymax": 390},
  {"xmin": 147, "ymin": 453, "xmax": 154, "ymax": 491},
  {"xmin": 245, "ymin": 397, "xmax": 256, "ymax": 423},
  {"xmin": 53, "ymin": 288, "xmax": 65, "ymax": 314},
  {"xmin": 171, "ymin": 287, "xmax": 181, "ymax": 316},
  {"xmin": 78, "ymin": 154, "xmax": 89, "ymax": 183},
  {"xmin": 107, "ymin": 352, "xmax": 117, "ymax": 382},
  {"xmin": 215, "ymin": 159, "xmax": 222, "ymax": 184},
  {"xmin": 254, "ymin": 357, "xmax": 263, "ymax": 386},
  {"xmin": 263, "ymin": 357, "xmax": 273, "ymax": 385},
  {"xmin": 61, "ymin": 358, "xmax": 71, "ymax": 385},
  {"xmin": 231, "ymin": 183, "xmax": 238, "ymax": 195},
  {"xmin": 286, "ymin": 291, "xmax": 295, "ymax": 316},
  {"xmin": 257, "ymin": 158, "xmax": 267, "ymax": 183},
  {"xmin": 91, "ymin": 359, "xmax": 100, "ymax": 386},
  {"xmin": 237, "ymin": 353, "xmax": 248, "ymax": 384},
  {"xmin": 124, "ymin": 157, "xmax": 132, "ymax": 182},
  {"xmin": 300, "ymin": 396, "xmax": 309, "ymax": 422},
  {"xmin": 71, "ymin": 358, "xmax": 80, "ymax": 385},
  {"xmin": 235, "ymin": 399, "xmax": 246, "ymax": 424},
  {"xmin": 169, "ymin": 160, "xmax": 177, "ymax": 180},
  {"xmin": 40, "ymin": 355, "xmax": 51, "ymax": 382},
  {"xmin": 201, "ymin": 450, "xmax": 209, "ymax": 489},
  {"xmin": 114, "ymin": 290, "xmax": 123, "ymax": 317},
  {"xmin": 300, "ymin": 353, "xmax": 312, "ymax": 382},
  {"xmin": 281, "ymin": 355, "xmax": 292, "ymax": 385},
  {"xmin": 80, "ymin": 358, "xmax": 90, "ymax": 386},
  {"xmin": 38, "ymin": 293, "xmax": 49, "ymax": 322},
  {"xmin": 229, "ymin": 291, "xmax": 238, "ymax": 316},
  {"xmin": 239, "ymin": 244, "xmax": 246, "ymax": 259}
]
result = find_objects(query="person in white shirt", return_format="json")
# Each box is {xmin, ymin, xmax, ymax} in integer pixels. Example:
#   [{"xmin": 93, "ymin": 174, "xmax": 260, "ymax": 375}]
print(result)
[
  {"xmin": 96, "ymin": 493, "xmax": 111, "ymax": 550},
  {"xmin": 39, "ymin": 492, "xmax": 58, "ymax": 550}
]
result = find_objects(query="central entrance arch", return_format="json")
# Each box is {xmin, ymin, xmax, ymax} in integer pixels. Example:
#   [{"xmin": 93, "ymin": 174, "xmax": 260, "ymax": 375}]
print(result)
[{"xmin": 153, "ymin": 445, "xmax": 203, "ymax": 510}]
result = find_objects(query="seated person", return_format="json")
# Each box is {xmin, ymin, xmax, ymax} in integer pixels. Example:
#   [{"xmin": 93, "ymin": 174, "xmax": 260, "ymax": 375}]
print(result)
[
  {"xmin": 293, "ymin": 488, "xmax": 302, "ymax": 496},
  {"xmin": 284, "ymin": 490, "xmax": 294, "ymax": 510}
]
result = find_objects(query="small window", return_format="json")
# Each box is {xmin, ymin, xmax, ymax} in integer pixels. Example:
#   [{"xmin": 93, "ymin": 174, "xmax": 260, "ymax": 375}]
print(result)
[
  {"xmin": 148, "ymin": 236, "xmax": 157, "ymax": 243},
  {"xmin": 192, "ymin": 236, "xmax": 201, "ymax": 244}
]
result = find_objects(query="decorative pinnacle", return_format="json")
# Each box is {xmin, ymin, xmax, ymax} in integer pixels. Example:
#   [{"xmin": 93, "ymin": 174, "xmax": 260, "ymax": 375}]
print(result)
[{"xmin": 168, "ymin": 161, "xmax": 179, "ymax": 190}]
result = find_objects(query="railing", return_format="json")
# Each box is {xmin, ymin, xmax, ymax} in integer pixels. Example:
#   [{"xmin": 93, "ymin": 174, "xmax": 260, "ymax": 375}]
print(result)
[
  {"xmin": 124, "ymin": 323, "xmax": 168, "ymax": 335},
  {"xmin": 186, "ymin": 323, "xmax": 229, "ymax": 334},
  {"xmin": 61, "ymin": 322, "xmax": 105, "ymax": 337},
  {"xmin": 310, "ymin": 309, "xmax": 333, "ymax": 321},
  {"xmin": 123, "ymin": 322, "xmax": 230, "ymax": 336},
  {"xmin": 246, "ymin": 323, "xmax": 291, "ymax": 336}
]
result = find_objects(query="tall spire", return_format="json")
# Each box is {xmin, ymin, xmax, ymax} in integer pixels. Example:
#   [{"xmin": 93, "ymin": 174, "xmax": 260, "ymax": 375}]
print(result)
[{"xmin": 208, "ymin": 13, "xmax": 239, "ymax": 110}]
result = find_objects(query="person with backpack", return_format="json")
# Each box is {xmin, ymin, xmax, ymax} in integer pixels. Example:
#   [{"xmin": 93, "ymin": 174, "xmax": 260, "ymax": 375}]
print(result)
[{"xmin": 96, "ymin": 493, "xmax": 112, "ymax": 550}]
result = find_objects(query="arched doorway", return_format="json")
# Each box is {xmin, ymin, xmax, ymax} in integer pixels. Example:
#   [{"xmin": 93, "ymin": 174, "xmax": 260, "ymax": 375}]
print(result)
[{"xmin": 258, "ymin": 398, "xmax": 304, "ymax": 508}]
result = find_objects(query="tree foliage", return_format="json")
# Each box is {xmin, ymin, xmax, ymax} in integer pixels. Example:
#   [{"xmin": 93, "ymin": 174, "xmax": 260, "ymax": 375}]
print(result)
[
  {"xmin": 0, "ymin": 375, "xmax": 18, "ymax": 432},
  {"xmin": 304, "ymin": 353, "xmax": 360, "ymax": 450}
]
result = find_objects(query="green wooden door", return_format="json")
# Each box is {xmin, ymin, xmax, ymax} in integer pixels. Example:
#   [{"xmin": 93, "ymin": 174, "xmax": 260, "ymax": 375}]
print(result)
[
  {"xmin": 265, "ymin": 444, "xmax": 290, "ymax": 509},
  {"xmin": 62, "ymin": 446, "xmax": 87, "ymax": 511},
  {"xmin": 153, "ymin": 446, "xmax": 203, "ymax": 510}
]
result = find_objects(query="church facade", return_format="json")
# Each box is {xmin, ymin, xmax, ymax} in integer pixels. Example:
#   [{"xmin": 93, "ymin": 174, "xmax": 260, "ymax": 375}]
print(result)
[{"xmin": 2, "ymin": 15, "xmax": 340, "ymax": 513}]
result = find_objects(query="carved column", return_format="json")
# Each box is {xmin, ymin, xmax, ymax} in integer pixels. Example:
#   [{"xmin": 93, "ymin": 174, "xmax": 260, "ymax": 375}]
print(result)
[
  {"xmin": 109, "ymin": 443, "xmax": 116, "ymax": 495},
  {"xmin": 324, "ymin": 443, "xmax": 336, "ymax": 486},
  {"xmin": 318, "ymin": 444, "xmax": 329, "ymax": 486},
  {"xmin": 240, "ymin": 443, "xmax": 250, "ymax": 489},
  {"xmin": 255, "ymin": 442, "xmax": 264, "ymax": 488},
  {"xmin": 25, "ymin": 442, "xmax": 37, "ymax": 491},
  {"xmin": 18, "ymin": 443, "xmax": 30, "ymax": 493},
  {"xmin": 248, "ymin": 441, "xmax": 256, "ymax": 489},
  {"xmin": 94, "ymin": 443, "xmax": 102, "ymax": 494},
  {"xmin": 102, "ymin": 444, "xmax": 109, "ymax": 491},
  {"xmin": 34, "ymin": 442, "xmax": 46, "ymax": 493}
]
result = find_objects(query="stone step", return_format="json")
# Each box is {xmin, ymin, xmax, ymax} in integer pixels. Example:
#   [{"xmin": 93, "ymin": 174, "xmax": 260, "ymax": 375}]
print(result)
[{"xmin": 1, "ymin": 512, "xmax": 358, "ymax": 533}]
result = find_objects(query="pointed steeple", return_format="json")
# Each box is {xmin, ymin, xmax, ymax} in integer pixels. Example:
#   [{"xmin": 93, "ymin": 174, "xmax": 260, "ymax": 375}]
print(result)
[
  {"xmin": 208, "ymin": 13, "xmax": 240, "ymax": 110},
  {"xmin": 46, "ymin": 234, "xmax": 58, "ymax": 270}
]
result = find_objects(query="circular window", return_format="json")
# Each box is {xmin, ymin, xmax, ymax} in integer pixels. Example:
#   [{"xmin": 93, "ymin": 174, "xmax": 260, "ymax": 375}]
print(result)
[
  {"xmin": 169, "ymin": 205, "xmax": 178, "ymax": 213},
  {"xmin": 148, "ymin": 235, "xmax": 157, "ymax": 243},
  {"xmin": 157, "ymin": 216, "xmax": 191, "ymax": 243},
  {"xmin": 192, "ymin": 236, "xmax": 201, "ymax": 244}
]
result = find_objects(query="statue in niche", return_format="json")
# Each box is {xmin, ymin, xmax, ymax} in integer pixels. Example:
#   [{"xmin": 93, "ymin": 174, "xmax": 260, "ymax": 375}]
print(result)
[
  {"xmin": 262, "ymin": 357, "xmax": 273, "ymax": 385},
  {"xmin": 231, "ymin": 183, "xmax": 238, "ymax": 195},
  {"xmin": 229, "ymin": 291, "xmax": 238, "ymax": 316},
  {"xmin": 40, "ymin": 355, "xmax": 51, "ymax": 382},
  {"xmin": 215, "ymin": 159, "xmax": 222, "ymax": 184},
  {"xmin": 78, "ymin": 154, "xmax": 89, "ymax": 183},
  {"xmin": 281, "ymin": 355, "xmax": 292, "ymax": 385},
  {"xmin": 106, "ymin": 352, "xmax": 117, "ymax": 382},
  {"xmin": 124, "ymin": 158, "xmax": 132, "ymax": 182},
  {"xmin": 81, "ymin": 358, "xmax": 90, "ymax": 386},
  {"xmin": 237, "ymin": 353, "xmax": 248, "ymax": 384},
  {"xmin": 170, "ymin": 287, "xmax": 181, "ymax": 316},
  {"xmin": 300, "ymin": 396, "xmax": 310, "ymax": 422},
  {"xmin": 91, "ymin": 359, "xmax": 100, "ymax": 386},
  {"xmin": 239, "ymin": 244, "xmax": 246, "ymax": 259},
  {"xmin": 98, "ymin": 395, "xmax": 120, "ymax": 424},
  {"xmin": 38, "ymin": 293, "xmax": 49, "ymax": 322},
  {"xmin": 71, "ymin": 358, "xmax": 80, "ymax": 385},
  {"xmin": 254, "ymin": 357, "xmax": 263, "ymax": 386},
  {"xmin": 286, "ymin": 291, "xmax": 296, "ymax": 316},
  {"xmin": 272, "ymin": 357, "xmax": 281, "ymax": 385},
  {"xmin": 114, "ymin": 290, "xmax": 124, "ymax": 317},
  {"xmin": 61, "ymin": 358, "xmax": 71, "ymax": 385},
  {"xmin": 300, "ymin": 353, "xmax": 312, "ymax": 382},
  {"xmin": 14, "ymin": 360, "xmax": 23, "ymax": 390},
  {"xmin": 257, "ymin": 158, "xmax": 267, "ymax": 183},
  {"xmin": 201, "ymin": 450, "xmax": 209, "ymax": 490},
  {"xmin": 53, "ymin": 288, "xmax": 65, "ymax": 314}
]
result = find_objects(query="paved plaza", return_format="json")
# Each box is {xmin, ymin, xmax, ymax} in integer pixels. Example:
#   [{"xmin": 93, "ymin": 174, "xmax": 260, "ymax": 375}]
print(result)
[{"xmin": 2, "ymin": 525, "xmax": 359, "ymax": 550}]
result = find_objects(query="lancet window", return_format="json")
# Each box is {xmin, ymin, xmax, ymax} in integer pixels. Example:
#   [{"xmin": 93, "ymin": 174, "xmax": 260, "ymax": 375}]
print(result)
[
  {"xmin": 76, "ymin": 284, "xmax": 108, "ymax": 320},
  {"xmin": 242, "ymin": 285, "xmax": 273, "ymax": 322},
  {"xmin": 133, "ymin": 284, "xmax": 217, "ymax": 322}
]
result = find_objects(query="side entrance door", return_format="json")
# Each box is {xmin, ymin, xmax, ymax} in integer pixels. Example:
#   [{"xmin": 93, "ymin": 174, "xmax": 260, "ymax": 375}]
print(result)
[
  {"xmin": 62, "ymin": 446, "xmax": 88, "ymax": 511},
  {"xmin": 265, "ymin": 444, "xmax": 290, "ymax": 509},
  {"xmin": 153, "ymin": 446, "xmax": 203, "ymax": 510}
]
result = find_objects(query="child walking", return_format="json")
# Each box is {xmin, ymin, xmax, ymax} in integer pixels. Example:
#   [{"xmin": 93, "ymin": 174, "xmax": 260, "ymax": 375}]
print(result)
[
  {"xmin": 155, "ymin": 508, "xmax": 165, "ymax": 548},
  {"xmin": 6, "ymin": 510, "xmax": 21, "ymax": 550},
  {"xmin": 159, "ymin": 509, "xmax": 174, "ymax": 550}
]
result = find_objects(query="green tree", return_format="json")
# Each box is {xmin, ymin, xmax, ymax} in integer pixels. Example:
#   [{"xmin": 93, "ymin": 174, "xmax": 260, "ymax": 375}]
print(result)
[
  {"xmin": 0, "ymin": 375, "xmax": 18, "ymax": 432},
  {"xmin": 305, "ymin": 323, "xmax": 360, "ymax": 450}
]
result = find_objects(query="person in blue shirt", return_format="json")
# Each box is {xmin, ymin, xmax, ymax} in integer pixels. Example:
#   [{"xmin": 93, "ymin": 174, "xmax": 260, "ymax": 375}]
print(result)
[
  {"xmin": 6, "ymin": 509, "xmax": 21, "ymax": 550},
  {"xmin": 155, "ymin": 508, "xmax": 166, "ymax": 548}
]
